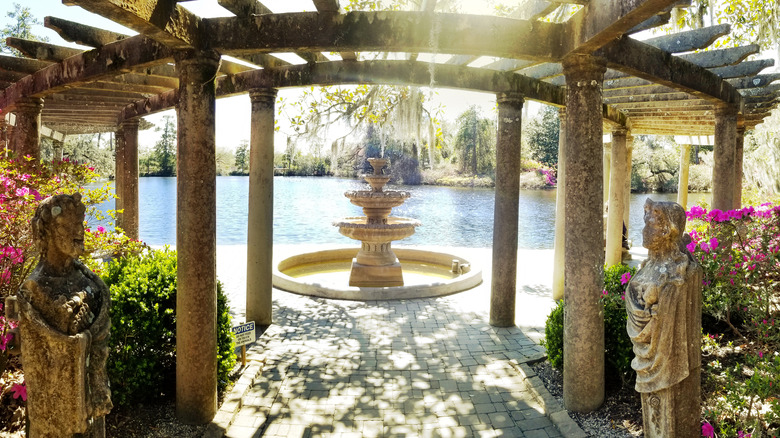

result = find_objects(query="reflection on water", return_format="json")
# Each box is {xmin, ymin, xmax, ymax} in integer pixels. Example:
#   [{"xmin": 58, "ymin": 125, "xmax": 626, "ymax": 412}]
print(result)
[{"xmin": 90, "ymin": 177, "xmax": 709, "ymax": 249}]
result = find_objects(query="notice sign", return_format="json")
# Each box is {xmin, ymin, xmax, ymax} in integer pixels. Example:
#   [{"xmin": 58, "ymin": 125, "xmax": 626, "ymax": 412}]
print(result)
[{"xmin": 231, "ymin": 321, "xmax": 256, "ymax": 347}]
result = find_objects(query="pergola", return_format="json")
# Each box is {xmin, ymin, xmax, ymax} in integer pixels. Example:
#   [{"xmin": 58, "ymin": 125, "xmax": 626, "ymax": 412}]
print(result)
[{"xmin": 2, "ymin": 0, "xmax": 778, "ymax": 424}]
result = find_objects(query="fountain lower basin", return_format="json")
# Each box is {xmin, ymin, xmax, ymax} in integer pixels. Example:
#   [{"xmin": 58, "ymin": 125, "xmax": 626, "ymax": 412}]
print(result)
[{"xmin": 273, "ymin": 247, "xmax": 482, "ymax": 300}]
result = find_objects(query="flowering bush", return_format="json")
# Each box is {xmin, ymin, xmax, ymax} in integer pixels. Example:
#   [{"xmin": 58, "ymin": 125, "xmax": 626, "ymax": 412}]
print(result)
[{"xmin": 686, "ymin": 203, "xmax": 780, "ymax": 337}]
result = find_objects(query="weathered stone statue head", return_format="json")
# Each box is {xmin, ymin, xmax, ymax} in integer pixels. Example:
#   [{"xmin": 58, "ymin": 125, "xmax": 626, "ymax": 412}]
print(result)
[
  {"xmin": 11, "ymin": 192, "xmax": 112, "ymax": 437},
  {"xmin": 32, "ymin": 192, "xmax": 87, "ymax": 272},
  {"xmin": 641, "ymin": 198, "xmax": 687, "ymax": 256}
]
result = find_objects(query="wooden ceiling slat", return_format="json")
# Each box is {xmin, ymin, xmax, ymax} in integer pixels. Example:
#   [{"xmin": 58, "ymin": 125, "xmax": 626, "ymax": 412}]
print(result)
[
  {"xmin": 217, "ymin": 0, "xmax": 273, "ymax": 16},
  {"xmin": 641, "ymin": 23, "xmax": 730, "ymax": 53},
  {"xmin": 0, "ymin": 55, "xmax": 52, "ymax": 74},
  {"xmin": 711, "ymin": 59, "xmax": 775, "ymax": 78},
  {"xmin": 677, "ymin": 44, "xmax": 759, "ymax": 69}
]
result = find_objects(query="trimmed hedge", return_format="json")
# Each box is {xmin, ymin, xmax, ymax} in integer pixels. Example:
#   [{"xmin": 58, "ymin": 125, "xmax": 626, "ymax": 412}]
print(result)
[{"xmin": 102, "ymin": 248, "xmax": 236, "ymax": 406}]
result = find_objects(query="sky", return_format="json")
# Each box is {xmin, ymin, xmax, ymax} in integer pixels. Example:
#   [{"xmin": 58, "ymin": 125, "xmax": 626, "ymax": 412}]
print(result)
[{"xmin": 2, "ymin": 0, "xmax": 510, "ymax": 153}]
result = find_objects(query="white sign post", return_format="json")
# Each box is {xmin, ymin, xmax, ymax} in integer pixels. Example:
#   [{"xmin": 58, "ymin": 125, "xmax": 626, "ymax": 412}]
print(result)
[{"xmin": 231, "ymin": 321, "xmax": 256, "ymax": 367}]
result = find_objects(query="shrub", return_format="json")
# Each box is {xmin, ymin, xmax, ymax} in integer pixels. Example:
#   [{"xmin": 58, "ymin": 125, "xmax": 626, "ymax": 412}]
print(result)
[
  {"xmin": 541, "ymin": 264, "xmax": 637, "ymax": 385},
  {"xmin": 103, "ymin": 248, "xmax": 236, "ymax": 406}
]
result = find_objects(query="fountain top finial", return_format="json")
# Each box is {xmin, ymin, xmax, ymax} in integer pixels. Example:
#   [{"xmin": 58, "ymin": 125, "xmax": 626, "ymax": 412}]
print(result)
[{"xmin": 367, "ymin": 158, "xmax": 388, "ymax": 176}]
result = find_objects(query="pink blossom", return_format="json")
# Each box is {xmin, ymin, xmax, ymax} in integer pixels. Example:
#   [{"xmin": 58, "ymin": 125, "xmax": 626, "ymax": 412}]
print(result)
[
  {"xmin": 620, "ymin": 272, "xmax": 632, "ymax": 285},
  {"xmin": 97, "ymin": 226, "xmax": 106, "ymax": 233},
  {"xmin": 686, "ymin": 241, "xmax": 697, "ymax": 253},
  {"xmin": 708, "ymin": 237, "xmax": 718, "ymax": 250},
  {"xmin": 702, "ymin": 422, "xmax": 715, "ymax": 437},
  {"xmin": 10, "ymin": 383, "xmax": 26, "ymax": 401}
]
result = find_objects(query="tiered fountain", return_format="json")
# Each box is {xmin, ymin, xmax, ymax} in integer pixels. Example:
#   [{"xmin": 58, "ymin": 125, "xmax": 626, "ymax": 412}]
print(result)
[
  {"xmin": 334, "ymin": 158, "xmax": 421, "ymax": 287},
  {"xmin": 272, "ymin": 157, "xmax": 483, "ymax": 300}
]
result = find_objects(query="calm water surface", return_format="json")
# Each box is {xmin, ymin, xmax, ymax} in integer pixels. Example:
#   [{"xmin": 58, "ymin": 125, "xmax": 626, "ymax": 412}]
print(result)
[{"xmin": 94, "ymin": 177, "xmax": 708, "ymax": 249}]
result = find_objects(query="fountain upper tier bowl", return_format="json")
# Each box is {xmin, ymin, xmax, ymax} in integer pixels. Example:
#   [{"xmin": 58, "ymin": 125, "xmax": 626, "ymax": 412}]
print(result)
[{"xmin": 335, "ymin": 216, "xmax": 421, "ymax": 243}]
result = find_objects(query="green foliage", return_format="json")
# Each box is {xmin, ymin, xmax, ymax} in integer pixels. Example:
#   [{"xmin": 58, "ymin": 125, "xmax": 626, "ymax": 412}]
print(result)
[
  {"xmin": 668, "ymin": 1, "xmax": 780, "ymax": 51},
  {"xmin": 151, "ymin": 116, "xmax": 177, "ymax": 177},
  {"xmin": 233, "ymin": 141, "xmax": 249, "ymax": 175},
  {"xmin": 542, "ymin": 265, "xmax": 637, "ymax": 385},
  {"xmin": 630, "ymin": 135, "xmax": 681, "ymax": 192},
  {"xmin": 453, "ymin": 106, "xmax": 496, "ymax": 175},
  {"xmin": 525, "ymin": 105, "xmax": 560, "ymax": 168},
  {"xmin": 1, "ymin": 3, "xmax": 48, "ymax": 56},
  {"xmin": 103, "ymin": 248, "xmax": 235, "ymax": 406},
  {"xmin": 541, "ymin": 300, "xmax": 564, "ymax": 369}
]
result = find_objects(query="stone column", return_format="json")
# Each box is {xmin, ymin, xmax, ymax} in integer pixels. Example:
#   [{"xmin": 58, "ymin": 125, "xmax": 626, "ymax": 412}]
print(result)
[
  {"xmin": 605, "ymin": 129, "xmax": 628, "ymax": 267},
  {"xmin": 734, "ymin": 126, "xmax": 745, "ymax": 209},
  {"xmin": 174, "ymin": 49, "xmax": 220, "ymax": 424},
  {"xmin": 552, "ymin": 108, "xmax": 566, "ymax": 301},
  {"xmin": 712, "ymin": 106, "xmax": 737, "ymax": 211},
  {"xmin": 603, "ymin": 142, "xmax": 611, "ymax": 220},
  {"xmin": 114, "ymin": 125, "xmax": 126, "ymax": 229},
  {"xmin": 1, "ymin": 118, "xmax": 8, "ymax": 158},
  {"xmin": 246, "ymin": 88, "xmax": 277, "ymax": 327},
  {"xmin": 121, "ymin": 119, "xmax": 141, "ymax": 240},
  {"xmin": 10, "ymin": 97, "xmax": 44, "ymax": 160},
  {"xmin": 489, "ymin": 91, "xmax": 524, "ymax": 327},
  {"xmin": 562, "ymin": 54, "xmax": 606, "ymax": 413},
  {"xmin": 52, "ymin": 139, "xmax": 64, "ymax": 162},
  {"xmin": 623, "ymin": 135, "xmax": 634, "ymax": 239},
  {"xmin": 677, "ymin": 143, "xmax": 692, "ymax": 209}
]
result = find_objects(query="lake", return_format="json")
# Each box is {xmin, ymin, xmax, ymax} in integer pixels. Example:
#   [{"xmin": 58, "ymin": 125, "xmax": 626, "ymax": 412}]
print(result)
[{"xmin": 92, "ymin": 176, "xmax": 709, "ymax": 249}]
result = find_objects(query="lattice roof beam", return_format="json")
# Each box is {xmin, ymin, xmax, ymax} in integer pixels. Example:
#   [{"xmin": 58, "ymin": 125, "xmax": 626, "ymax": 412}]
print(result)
[
  {"xmin": 312, "ymin": 0, "xmax": 340, "ymax": 12},
  {"xmin": 711, "ymin": 59, "xmax": 775, "ymax": 78},
  {"xmin": 626, "ymin": 13, "xmax": 670, "ymax": 34},
  {"xmin": 641, "ymin": 23, "xmax": 730, "ymax": 53},
  {"xmin": 510, "ymin": 0, "xmax": 559, "ymax": 20},
  {"xmin": 0, "ymin": 35, "xmax": 173, "ymax": 110},
  {"xmin": 564, "ymin": 0, "xmax": 681, "ymax": 55},
  {"xmin": 67, "ymin": 0, "xmax": 202, "ymax": 49},
  {"xmin": 217, "ymin": 0, "xmax": 273, "ymax": 16},
  {"xmin": 6, "ymin": 38, "xmax": 83, "ymax": 61},
  {"xmin": 596, "ymin": 36, "xmax": 742, "ymax": 106},
  {"xmin": 216, "ymin": 60, "xmax": 565, "ymax": 104},
  {"xmin": 0, "ymin": 56, "xmax": 52, "ymax": 74},
  {"xmin": 205, "ymin": 12, "xmax": 562, "ymax": 62},
  {"xmin": 44, "ymin": 16, "xmax": 129, "ymax": 47},
  {"xmin": 728, "ymin": 73, "xmax": 780, "ymax": 89}
]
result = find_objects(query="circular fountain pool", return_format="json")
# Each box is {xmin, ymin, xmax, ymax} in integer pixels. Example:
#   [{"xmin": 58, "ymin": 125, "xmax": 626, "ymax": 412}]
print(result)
[{"xmin": 273, "ymin": 247, "xmax": 482, "ymax": 300}]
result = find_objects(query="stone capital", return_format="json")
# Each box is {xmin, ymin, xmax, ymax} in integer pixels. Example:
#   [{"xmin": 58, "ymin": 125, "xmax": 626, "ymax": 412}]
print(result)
[
  {"xmin": 14, "ymin": 97, "xmax": 44, "ymax": 114},
  {"xmin": 174, "ymin": 49, "xmax": 221, "ymax": 73},
  {"xmin": 120, "ymin": 118, "xmax": 141, "ymax": 131},
  {"xmin": 496, "ymin": 91, "xmax": 524, "ymax": 107},
  {"xmin": 562, "ymin": 55, "xmax": 607, "ymax": 85},
  {"xmin": 611, "ymin": 128, "xmax": 628, "ymax": 138},
  {"xmin": 714, "ymin": 104, "xmax": 738, "ymax": 118},
  {"xmin": 249, "ymin": 88, "xmax": 278, "ymax": 109}
]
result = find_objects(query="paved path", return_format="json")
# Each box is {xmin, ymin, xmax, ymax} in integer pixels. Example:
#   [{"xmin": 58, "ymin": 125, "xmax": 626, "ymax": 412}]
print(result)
[{"xmin": 206, "ymin": 246, "xmax": 600, "ymax": 438}]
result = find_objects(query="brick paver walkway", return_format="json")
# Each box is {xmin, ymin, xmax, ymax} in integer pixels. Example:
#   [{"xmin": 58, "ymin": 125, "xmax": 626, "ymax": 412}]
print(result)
[{"xmin": 206, "ymin": 246, "xmax": 590, "ymax": 438}]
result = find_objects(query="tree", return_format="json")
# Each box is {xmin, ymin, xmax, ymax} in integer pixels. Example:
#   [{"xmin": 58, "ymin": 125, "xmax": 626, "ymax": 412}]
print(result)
[
  {"xmin": 453, "ymin": 106, "xmax": 496, "ymax": 175},
  {"xmin": 1, "ymin": 3, "xmax": 48, "ymax": 56},
  {"xmin": 153, "ymin": 116, "xmax": 176, "ymax": 176},
  {"xmin": 667, "ymin": 1, "xmax": 780, "ymax": 51},
  {"xmin": 525, "ymin": 105, "xmax": 560, "ymax": 168},
  {"xmin": 234, "ymin": 140, "xmax": 249, "ymax": 175}
]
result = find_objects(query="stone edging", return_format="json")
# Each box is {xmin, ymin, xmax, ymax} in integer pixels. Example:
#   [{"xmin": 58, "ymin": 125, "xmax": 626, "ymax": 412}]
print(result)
[
  {"xmin": 509, "ymin": 360, "xmax": 589, "ymax": 438},
  {"xmin": 202, "ymin": 358, "xmax": 265, "ymax": 438}
]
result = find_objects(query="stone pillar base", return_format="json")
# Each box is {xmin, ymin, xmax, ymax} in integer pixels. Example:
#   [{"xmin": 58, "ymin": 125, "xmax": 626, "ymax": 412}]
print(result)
[
  {"xmin": 640, "ymin": 367, "xmax": 700, "ymax": 438},
  {"xmin": 349, "ymin": 259, "xmax": 404, "ymax": 287}
]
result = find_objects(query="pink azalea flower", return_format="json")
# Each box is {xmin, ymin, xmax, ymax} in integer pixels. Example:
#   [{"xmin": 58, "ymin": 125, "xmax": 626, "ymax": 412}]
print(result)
[
  {"xmin": 702, "ymin": 422, "xmax": 715, "ymax": 437},
  {"xmin": 10, "ymin": 383, "xmax": 26, "ymax": 401},
  {"xmin": 620, "ymin": 272, "xmax": 632, "ymax": 285},
  {"xmin": 686, "ymin": 240, "xmax": 697, "ymax": 253},
  {"xmin": 709, "ymin": 237, "xmax": 718, "ymax": 250},
  {"xmin": 97, "ymin": 226, "xmax": 106, "ymax": 233}
]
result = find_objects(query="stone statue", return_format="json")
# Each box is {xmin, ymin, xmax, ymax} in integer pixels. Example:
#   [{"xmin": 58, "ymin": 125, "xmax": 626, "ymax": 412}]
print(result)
[
  {"xmin": 625, "ymin": 199, "xmax": 702, "ymax": 438},
  {"xmin": 10, "ymin": 193, "xmax": 112, "ymax": 437}
]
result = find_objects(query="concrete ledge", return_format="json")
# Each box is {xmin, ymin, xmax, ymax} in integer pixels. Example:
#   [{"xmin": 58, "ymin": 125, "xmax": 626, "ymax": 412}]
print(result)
[
  {"xmin": 511, "ymin": 360, "xmax": 588, "ymax": 438},
  {"xmin": 203, "ymin": 358, "xmax": 265, "ymax": 438}
]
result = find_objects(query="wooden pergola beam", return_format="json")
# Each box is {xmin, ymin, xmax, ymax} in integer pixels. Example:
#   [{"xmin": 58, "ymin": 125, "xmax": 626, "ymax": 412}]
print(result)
[
  {"xmin": 728, "ymin": 73, "xmax": 780, "ymax": 89},
  {"xmin": 216, "ymin": 60, "xmax": 565, "ymax": 104},
  {"xmin": 0, "ymin": 55, "xmax": 52, "ymax": 74},
  {"xmin": 0, "ymin": 35, "xmax": 173, "ymax": 109},
  {"xmin": 711, "ymin": 59, "xmax": 775, "ymax": 78},
  {"xmin": 205, "ymin": 12, "xmax": 563, "ymax": 62},
  {"xmin": 564, "ymin": 0, "xmax": 681, "ymax": 54},
  {"xmin": 678, "ymin": 44, "xmax": 759, "ymax": 69},
  {"xmin": 67, "ymin": 0, "xmax": 202, "ymax": 49},
  {"xmin": 44, "ymin": 16, "xmax": 129, "ymax": 48},
  {"xmin": 596, "ymin": 36, "xmax": 742, "ymax": 106},
  {"xmin": 641, "ymin": 24, "xmax": 730, "ymax": 53},
  {"xmin": 217, "ymin": 0, "xmax": 272, "ymax": 16},
  {"xmin": 5, "ymin": 37, "xmax": 83, "ymax": 61}
]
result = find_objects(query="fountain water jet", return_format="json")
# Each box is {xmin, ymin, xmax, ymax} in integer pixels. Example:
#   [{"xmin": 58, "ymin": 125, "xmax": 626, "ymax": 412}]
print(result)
[{"xmin": 334, "ymin": 158, "xmax": 421, "ymax": 287}]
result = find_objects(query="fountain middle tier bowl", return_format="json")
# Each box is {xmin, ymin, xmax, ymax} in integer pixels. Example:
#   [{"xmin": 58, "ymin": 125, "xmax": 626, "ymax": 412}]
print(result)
[
  {"xmin": 335, "ymin": 216, "xmax": 421, "ymax": 242},
  {"xmin": 344, "ymin": 190, "xmax": 411, "ymax": 209}
]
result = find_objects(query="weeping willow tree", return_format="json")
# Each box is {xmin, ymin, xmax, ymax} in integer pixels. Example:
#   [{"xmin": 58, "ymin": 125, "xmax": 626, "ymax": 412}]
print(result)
[{"xmin": 453, "ymin": 106, "xmax": 496, "ymax": 175}]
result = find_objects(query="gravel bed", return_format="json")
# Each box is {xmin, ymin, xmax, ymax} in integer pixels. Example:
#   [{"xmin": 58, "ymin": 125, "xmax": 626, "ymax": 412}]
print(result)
[{"xmin": 532, "ymin": 361, "xmax": 644, "ymax": 438}]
